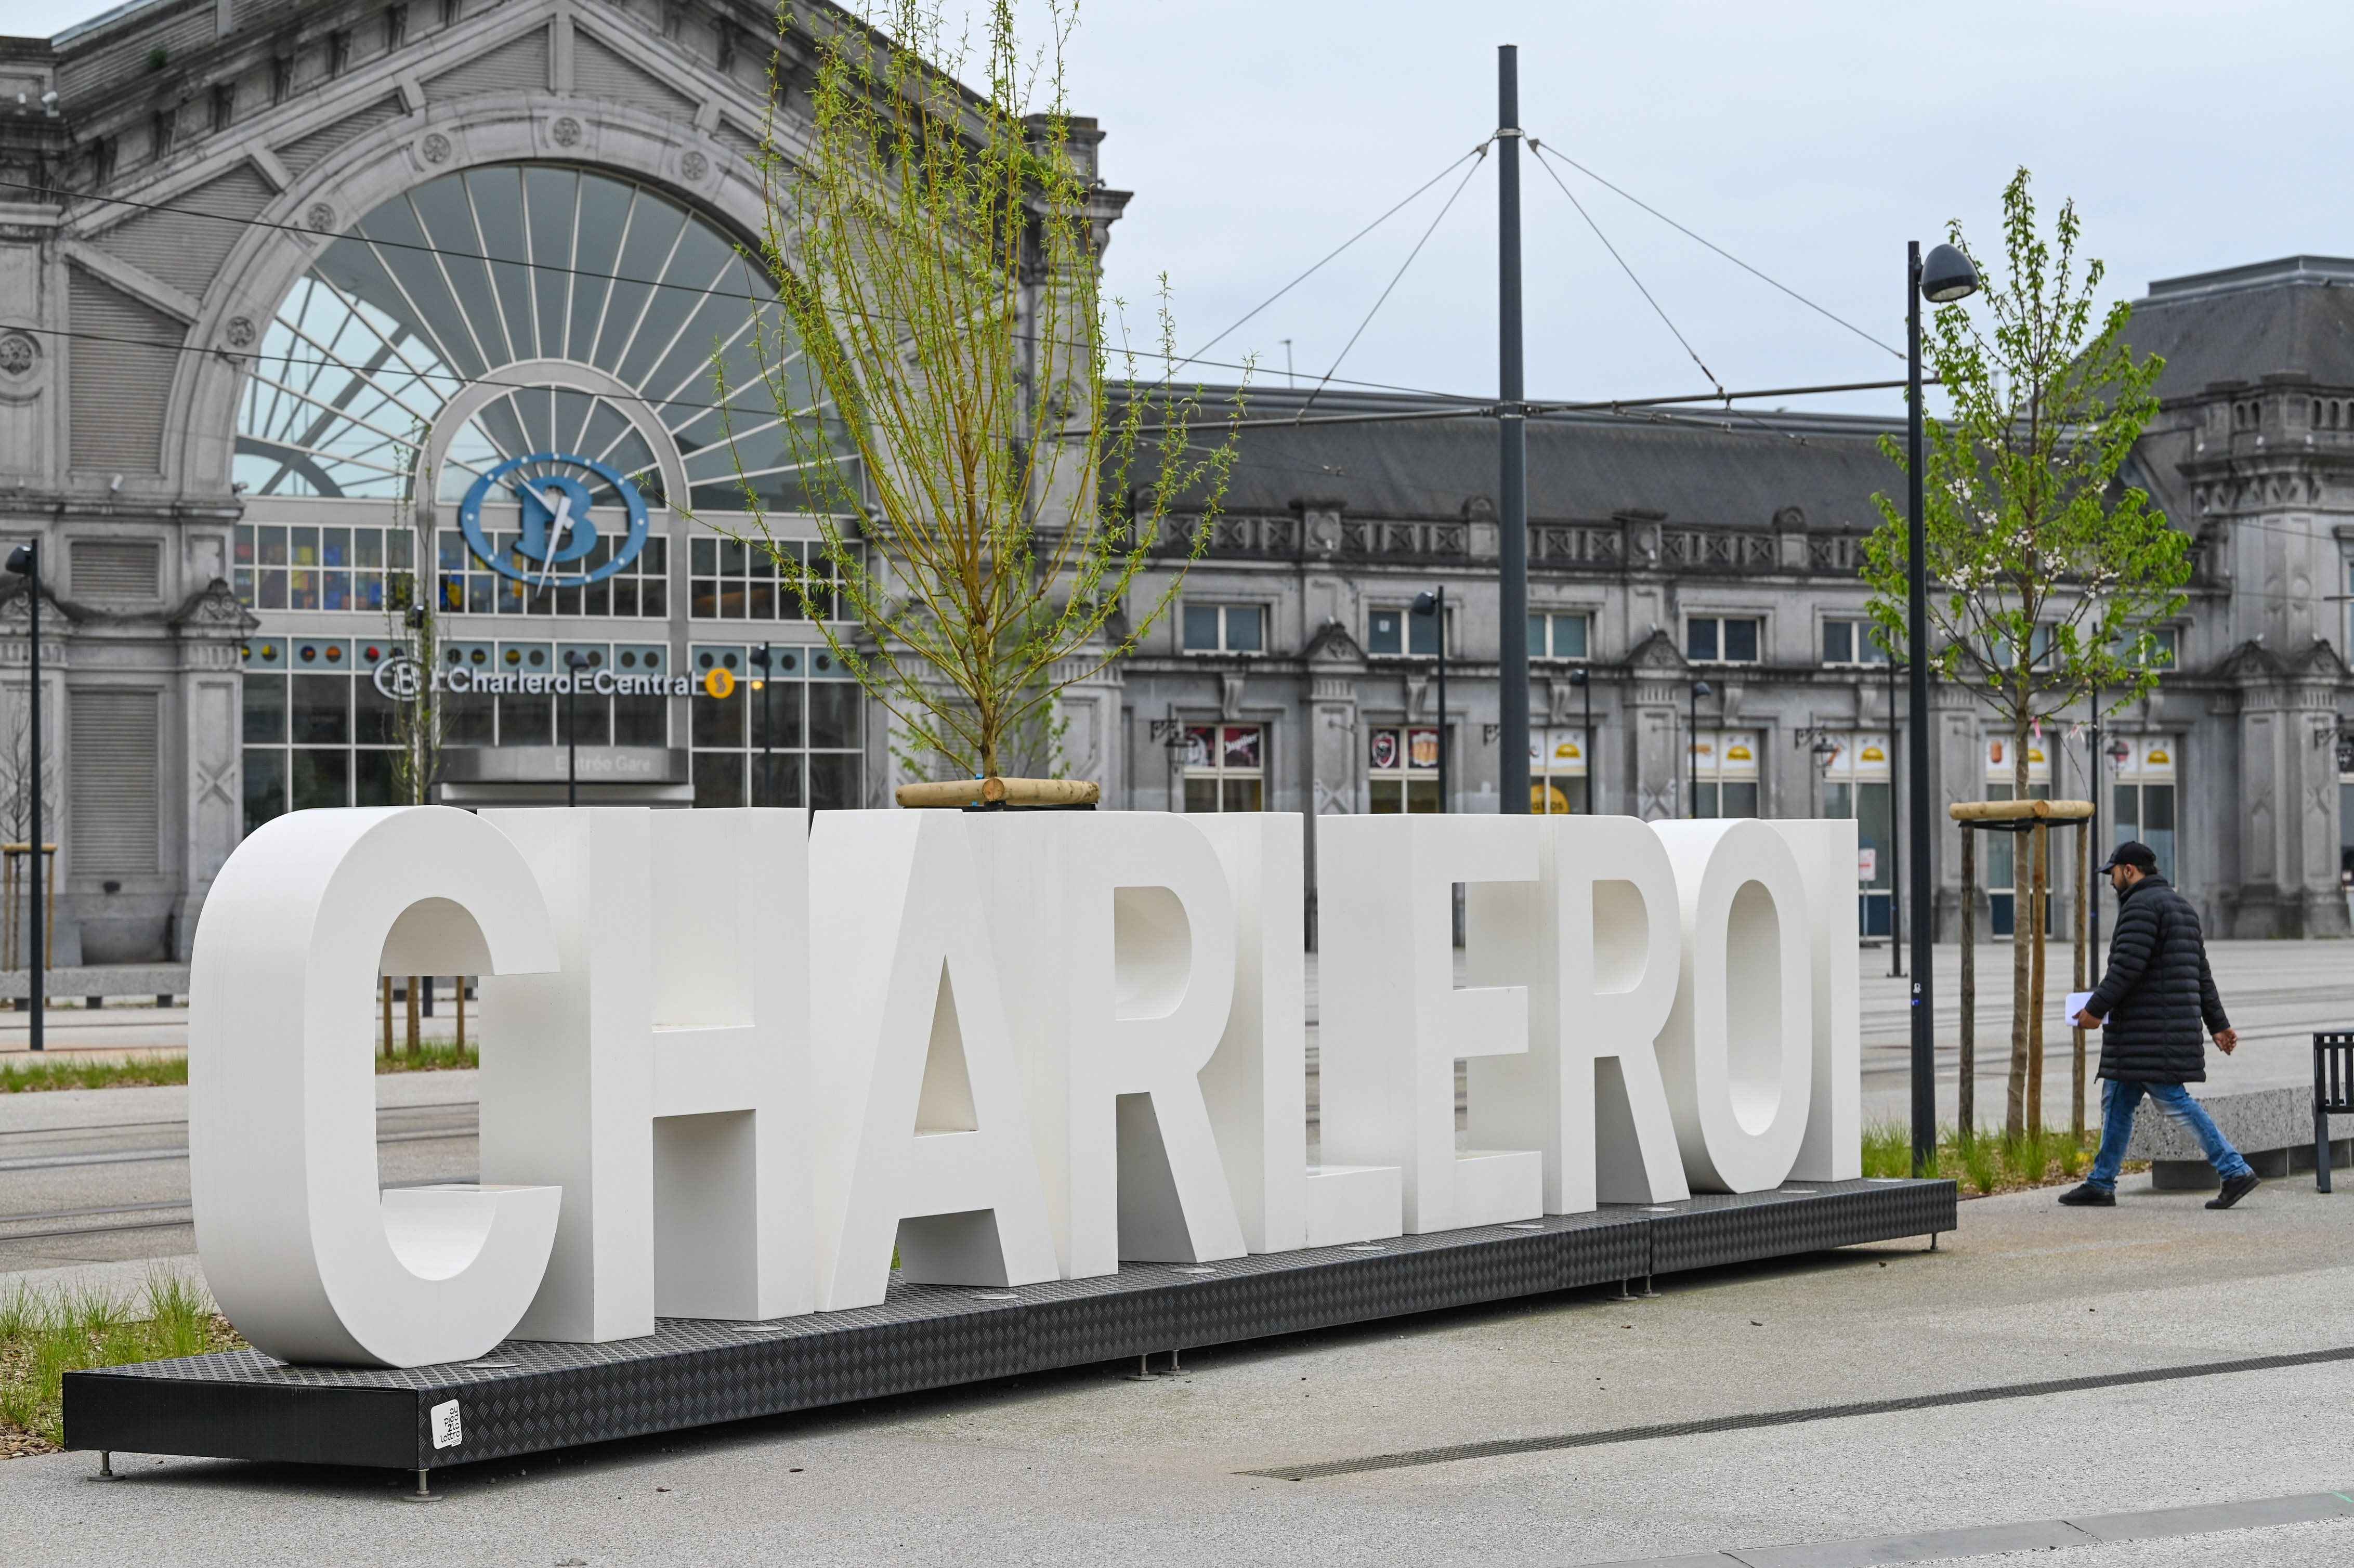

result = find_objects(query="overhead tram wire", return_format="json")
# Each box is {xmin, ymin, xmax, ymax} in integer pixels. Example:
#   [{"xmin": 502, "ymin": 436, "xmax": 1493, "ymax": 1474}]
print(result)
[
  {"xmin": 0, "ymin": 176, "xmax": 1476, "ymax": 407},
  {"xmin": 1525, "ymin": 140, "xmax": 1903, "ymax": 362},
  {"xmin": 1173, "ymin": 143, "xmax": 1493, "ymax": 373},
  {"xmin": 1293, "ymin": 152, "xmax": 1488, "ymax": 421}
]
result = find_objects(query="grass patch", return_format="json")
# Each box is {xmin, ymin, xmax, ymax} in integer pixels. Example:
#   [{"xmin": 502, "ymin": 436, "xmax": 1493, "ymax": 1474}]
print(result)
[
  {"xmin": 0, "ymin": 1275, "xmax": 242, "ymax": 1456},
  {"xmin": 1860, "ymin": 1120, "xmax": 2122, "ymax": 1197},
  {"xmin": 0, "ymin": 1055, "xmax": 187, "ymax": 1093},
  {"xmin": 0, "ymin": 1042, "xmax": 479, "ymax": 1092},
  {"xmin": 375, "ymin": 1040, "xmax": 478, "ymax": 1074}
]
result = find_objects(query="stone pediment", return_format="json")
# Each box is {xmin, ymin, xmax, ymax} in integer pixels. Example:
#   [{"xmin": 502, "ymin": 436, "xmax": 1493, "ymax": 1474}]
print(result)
[
  {"xmin": 169, "ymin": 578, "xmax": 260, "ymax": 638},
  {"xmin": 1303, "ymin": 617, "xmax": 1366, "ymax": 667},
  {"xmin": 1625, "ymin": 625, "xmax": 1688, "ymax": 673}
]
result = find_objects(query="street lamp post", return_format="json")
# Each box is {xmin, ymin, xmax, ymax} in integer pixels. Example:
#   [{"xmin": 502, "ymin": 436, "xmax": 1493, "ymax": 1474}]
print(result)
[
  {"xmin": 1908, "ymin": 238, "xmax": 1983, "ymax": 1175},
  {"xmin": 1412, "ymin": 588, "xmax": 1447, "ymax": 813},
  {"xmin": 563, "ymin": 649, "xmax": 590, "ymax": 807},
  {"xmin": 5, "ymin": 543, "xmax": 40, "ymax": 1051},
  {"xmin": 1888, "ymin": 650, "xmax": 1904, "ymax": 979},
  {"xmin": 752, "ymin": 644, "xmax": 773, "ymax": 806},
  {"xmin": 1688, "ymin": 678, "xmax": 1712, "ymax": 817},
  {"xmin": 1570, "ymin": 664, "xmax": 1592, "ymax": 813}
]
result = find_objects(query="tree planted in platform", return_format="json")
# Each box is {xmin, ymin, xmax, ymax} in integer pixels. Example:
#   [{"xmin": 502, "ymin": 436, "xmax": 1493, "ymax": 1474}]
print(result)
[
  {"xmin": 1863, "ymin": 168, "xmax": 2189, "ymax": 1141},
  {"xmin": 730, "ymin": 0, "xmax": 1241, "ymax": 782}
]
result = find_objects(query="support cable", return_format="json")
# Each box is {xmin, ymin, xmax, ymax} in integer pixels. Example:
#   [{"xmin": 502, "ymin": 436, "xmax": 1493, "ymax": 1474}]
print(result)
[
  {"xmin": 1175, "ymin": 144, "xmax": 1490, "ymax": 371},
  {"xmin": 1294, "ymin": 149, "xmax": 1487, "ymax": 421},
  {"xmin": 1526, "ymin": 140, "xmax": 1903, "ymax": 361},
  {"xmin": 1526, "ymin": 137, "xmax": 1722, "ymax": 397}
]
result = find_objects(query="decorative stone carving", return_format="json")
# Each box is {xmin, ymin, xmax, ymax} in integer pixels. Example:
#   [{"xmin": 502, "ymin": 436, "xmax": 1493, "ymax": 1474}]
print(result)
[
  {"xmin": 305, "ymin": 201, "xmax": 336, "ymax": 232},
  {"xmin": 223, "ymin": 317, "xmax": 256, "ymax": 349},
  {"xmin": 421, "ymin": 132, "xmax": 451, "ymax": 164},
  {"xmin": 0, "ymin": 332, "xmax": 33, "ymax": 376},
  {"xmin": 552, "ymin": 116, "xmax": 582, "ymax": 147},
  {"xmin": 680, "ymin": 149, "xmax": 708, "ymax": 182}
]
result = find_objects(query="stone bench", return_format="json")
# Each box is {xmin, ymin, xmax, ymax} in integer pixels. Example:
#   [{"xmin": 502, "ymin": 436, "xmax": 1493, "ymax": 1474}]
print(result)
[{"xmin": 2123, "ymin": 1086, "xmax": 2354, "ymax": 1190}]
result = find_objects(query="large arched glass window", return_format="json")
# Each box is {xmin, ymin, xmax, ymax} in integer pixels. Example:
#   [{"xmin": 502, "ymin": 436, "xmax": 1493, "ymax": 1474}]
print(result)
[{"xmin": 234, "ymin": 163, "xmax": 852, "ymax": 513}]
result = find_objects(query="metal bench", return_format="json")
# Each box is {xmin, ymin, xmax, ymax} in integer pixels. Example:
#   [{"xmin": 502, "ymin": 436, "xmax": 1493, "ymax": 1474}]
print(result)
[
  {"xmin": 2122, "ymin": 1082, "xmax": 2354, "ymax": 1191},
  {"xmin": 2319, "ymin": 1033, "xmax": 2354, "ymax": 1194}
]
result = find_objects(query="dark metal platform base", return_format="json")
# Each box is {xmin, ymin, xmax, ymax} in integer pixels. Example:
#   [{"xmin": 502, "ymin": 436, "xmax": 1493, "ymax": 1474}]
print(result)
[{"xmin": 66, "ymin": 1179, "xmax": 1953, "ymax": 1473}]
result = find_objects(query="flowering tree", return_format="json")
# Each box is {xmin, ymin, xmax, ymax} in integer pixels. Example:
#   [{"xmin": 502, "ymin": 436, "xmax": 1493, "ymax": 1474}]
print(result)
[{"xmin": 1862, "ymin": 168, "xmax": 2190, "ymax": 1140}]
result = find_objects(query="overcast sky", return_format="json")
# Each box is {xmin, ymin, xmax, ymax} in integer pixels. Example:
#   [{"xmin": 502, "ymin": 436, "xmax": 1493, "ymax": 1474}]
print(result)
[{"xmin": 23, "ymin": 1, "xmax": 2354, "ymax": 414}]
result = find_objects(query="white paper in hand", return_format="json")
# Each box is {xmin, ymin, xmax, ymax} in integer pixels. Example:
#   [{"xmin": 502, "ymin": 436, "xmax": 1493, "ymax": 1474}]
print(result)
[{"xmin": 2063, "ymin": 990, "xmax": 2097, "ymax": 1026}]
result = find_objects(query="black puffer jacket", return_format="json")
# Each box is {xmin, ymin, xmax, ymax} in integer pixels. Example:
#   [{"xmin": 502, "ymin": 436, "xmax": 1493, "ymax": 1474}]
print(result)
[{"xmin": 2086, "ymin": 875, "xmax": 2229, "ymax": 1083}]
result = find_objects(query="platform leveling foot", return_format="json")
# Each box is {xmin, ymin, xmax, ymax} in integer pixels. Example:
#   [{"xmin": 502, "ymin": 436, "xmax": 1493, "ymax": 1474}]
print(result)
[
  {"xmin": 1638, "ymin": 1274, "xmax": 1658, "ymax": 1299},
  {"xmin": 401, "ymin": 1468, "xmax": 439, "ymax": 1502},
  {"xmin": 1122, "ymin": 1354, "xmax": 1157, "ymax": 1382},
  {"xmin": 1158, "ymin": 1349, "xmax": 1185, "ymax": 1377},
  {"xmin": 89, "ymin": 1451, "xmax": 116, "ymax": 1481},
  {"xmin": 1929, "ymin": 1232, "xmax": 1940, "ymax": 1252},
  {"xmin": 1611, "ymin": 1279, "xmax": 1636, "ymax": 1302}
]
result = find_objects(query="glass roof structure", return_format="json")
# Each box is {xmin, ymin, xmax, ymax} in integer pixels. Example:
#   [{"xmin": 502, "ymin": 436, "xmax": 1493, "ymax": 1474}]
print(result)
[{"xmin": 233, "ymin": 163, "xmax": 849, "ymax": 513}]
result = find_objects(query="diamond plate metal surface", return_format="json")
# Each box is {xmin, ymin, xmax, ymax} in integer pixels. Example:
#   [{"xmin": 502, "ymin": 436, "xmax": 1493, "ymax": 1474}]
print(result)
[{"xmin": 66, "ymin": 1180, "xmax": 1951, "ymax": 1471}]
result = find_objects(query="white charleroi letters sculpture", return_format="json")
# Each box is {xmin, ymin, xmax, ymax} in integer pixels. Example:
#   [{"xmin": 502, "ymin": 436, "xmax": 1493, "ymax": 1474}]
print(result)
[
  {"xmin": 1467, "ymin": 815, "xmax": 1692, "ymax": 1213},
  {"xmin": 1321, "ymin": 816, "xmax": 1545, "ymax": 1233},
  {"xmin": 479, "ymin": 808, "xmax": 812, "ymax": 1342},
  {"xmin": 1653, "ymin": 820, "xmax": 1817, "ymax": 1193},
  {"xmin": 808, "ymin": 810, "xmax": 1059, "ymax": 1310},
  {"xmin": 971, "ymin": 814, "xmax": 1247, "ymax": 1277},
  {"xmin": 189, "ymin": 806, "xmax": 563, "ymax": 1368},
  {"xmin": 1767, "ymin": 819, "xmax": 1863, "ymax": 1183},
  {"xmin": 185, "ymin": 803, "xmax": 1871, "ymax": 1368}
]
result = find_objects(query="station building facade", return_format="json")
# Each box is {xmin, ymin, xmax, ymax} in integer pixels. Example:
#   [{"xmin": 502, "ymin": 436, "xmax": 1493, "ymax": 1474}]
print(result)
[
  {"xmin": 1, "ymin": 0, "xmax": 2350, "ymax": 965},
  {"xmin": 0, "ymin": 0, "xmax": 1032, "ymax": 964}
]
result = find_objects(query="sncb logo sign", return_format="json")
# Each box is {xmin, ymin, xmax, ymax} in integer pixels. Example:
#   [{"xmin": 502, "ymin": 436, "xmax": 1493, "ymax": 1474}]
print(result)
[
  {"xmin": 458, "ymin": 451, "xmax": 651, "ymax": 589},
  {"xmin": 188, "ymin": 807, "xmax": 1860, "ymax": 1369}
]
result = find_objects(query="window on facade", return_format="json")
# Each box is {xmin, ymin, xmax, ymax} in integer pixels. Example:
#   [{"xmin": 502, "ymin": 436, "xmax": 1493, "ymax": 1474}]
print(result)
[
  {"xmin": 689, "ymin": 536, "xmax": 856, "ymax": 621},
  {"xmin": 1990, "ymin": 624, "xmax": 2056, "ymax": 669},
  {"xmin": 1181, "ymin": 724, "xmax": 1264, "ymax": 811},
  {"xmin": 233, "ymin": 522, "xmax": 414, "ymax": 613},
  {"xmin": 434, "ymin": 528, "xmax": 668, "ymax": 618},
  {"xmin": 1367, "ymin": 607, "xmax": 1440, "ymax": 657},
  {"xmin": 1983, "ymin": 735, "xmax": 2053, "ymax": 937},
  {"xmin": 2111, "ymin": 737, "xmax": 2178, "ymax": 885},
  {"xmin": 1368, "ymin": 724, "xmax": 1442, "ymax": 812},
  {"xmin": 1531, "ymin": 728, "xmax": 1588, "ymax": 814},
  {"xmin": 687, "ymin": 644, "xmax": 862, "ymax": 811},
  {"xmin": 239, "ymin": 637, "xmax": 408, "ymax": 834},
  {"xmin": 2111, "ymin": 626, "xmax": 2179, "ymax": 668},
  {"xmin": 1689, "ymin": 729, "xmax": 1760, "ymax": 817},
  {"xmin": 234, "ymin": 165, "xmax": 859, "ymax": 514},
  {"xmin": 1181, "ymin": 604, "xmax": 1266, "ymax": 655},
  {"xmin": 1821, "ymin": 618, "xmax": 1889, "ymax": 666},
  {"xmin": 1528, "ymin": 611, "xmax": 1591, "ymax": 661},
  {"xmin": 1685, "ymin": 616, "xmax": 1760, "ymax": 665},
  {"xmin": 415, "ymin": 639, "xmax": 672, "ymax": 753},
  {"xmin": 1819, "ymin": 732, "xmax": 1894, "ymax": 937}
]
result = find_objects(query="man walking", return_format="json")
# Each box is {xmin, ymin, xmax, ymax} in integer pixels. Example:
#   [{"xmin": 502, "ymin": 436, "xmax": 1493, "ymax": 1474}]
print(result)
[{"xmin": 2058, "ymin": 840, "xmax": 2259, "ymax": 1210}]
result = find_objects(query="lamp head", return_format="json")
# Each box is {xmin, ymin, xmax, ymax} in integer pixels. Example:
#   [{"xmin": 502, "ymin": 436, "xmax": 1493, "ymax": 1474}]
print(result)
[
  {"xmin": 1411, "ymin": 589, "xmax": 1440, "ymax": 617},
  {"xmin": 1918, "ymin": 243, "xmax": 1981, "ymax": 304},
  {"xmin": 563, "ymin": 649, "xmax": 590, "ymax": 671},
  {"xmin": 1692, "ymin": 679, "xmax": 1713, "ymax": 699},
  {"xmin": 5, "ymin": 543, "xmax": 32, "ymax": 578},
  {"xmin": 750, "ymin": 647, "xmax": 770, "ymax": 670},
  {"xmin": 1568, "ymin": 667, "xmax": 1588, "ymax": 688}
]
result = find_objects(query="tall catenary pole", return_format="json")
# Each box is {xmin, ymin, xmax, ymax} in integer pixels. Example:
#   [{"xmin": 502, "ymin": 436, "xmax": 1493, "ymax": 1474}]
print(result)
[
  {"xmin": 1889, "ymin": 651, "xmax": 1903, "ymax": 977},
  {"xmin": 23, "ymin": 543, "xmax": 41, "ymax": 1053},
  {"xmin": 1496, "ymin": 44, "xmax": 1530, "ymax": 816},
  {"xmin": 1905, "ymin": 241, "xmax": 1937, "ymax": 1177}
]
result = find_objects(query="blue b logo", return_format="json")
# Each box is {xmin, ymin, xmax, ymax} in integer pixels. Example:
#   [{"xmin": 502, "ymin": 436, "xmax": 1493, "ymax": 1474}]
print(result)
[{"xmin": 459, "ymin": 452, "xmax": 650, "ymax": 587}]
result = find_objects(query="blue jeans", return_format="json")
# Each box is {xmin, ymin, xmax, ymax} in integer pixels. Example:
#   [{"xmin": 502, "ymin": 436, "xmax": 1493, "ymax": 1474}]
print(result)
[{"xmin": 2087, "ymin": 1080, "xmax": 2254, "ymax": 1191}]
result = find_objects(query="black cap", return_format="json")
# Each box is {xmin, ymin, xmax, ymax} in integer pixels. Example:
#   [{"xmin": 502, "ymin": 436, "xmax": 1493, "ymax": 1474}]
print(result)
[{"xmin": 2099, "ymin": 840, "xmax": 2158, "ymax": 874}]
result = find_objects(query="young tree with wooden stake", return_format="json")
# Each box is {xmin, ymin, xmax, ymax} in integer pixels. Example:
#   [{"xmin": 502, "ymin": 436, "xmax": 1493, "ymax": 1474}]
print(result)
[
  {"xmin": 1864, "ymin": 168, "xmax": 2188, "ymax": 1141},
  {"xmin": 728, "ymin": 1, "xmax": 1241, "ymax": 786},
  {"xmin": 389, "ymin": 420, "xmax": 437, "ymax": 1055}
]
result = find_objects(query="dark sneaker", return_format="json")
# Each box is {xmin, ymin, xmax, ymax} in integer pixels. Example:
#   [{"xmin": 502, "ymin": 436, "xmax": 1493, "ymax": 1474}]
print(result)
[
  {"xmin": 2206, "ymin": 1172, "xmax": 2260, "ymax": 1210},
  {"xmin": 2057, "ymin": 1182, "xmax": 2116, "ymax": 1207}
]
